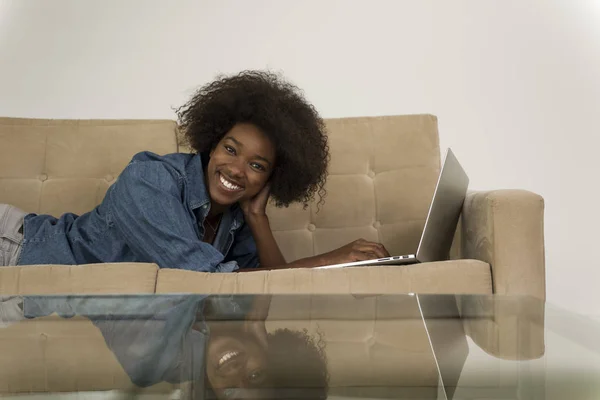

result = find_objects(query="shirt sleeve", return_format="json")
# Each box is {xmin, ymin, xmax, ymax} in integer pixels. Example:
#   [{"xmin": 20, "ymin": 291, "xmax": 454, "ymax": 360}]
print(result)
[
  {"xmin": 106, "ymin": 160, "xmax": 236, "ymax": 272},
  {"xmin": 224, "ymin": 220, "xmax": 260, "ymax": 269}
]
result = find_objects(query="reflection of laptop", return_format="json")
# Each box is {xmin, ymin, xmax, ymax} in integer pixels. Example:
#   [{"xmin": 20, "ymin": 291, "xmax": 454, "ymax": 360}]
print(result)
[
  {"xmin": 317, "ymin": 148, "xmax": 469, "ymax": 269},
  {"xmin": 417, "ymin": 294, "xmax": 470, "ymax": 400}
]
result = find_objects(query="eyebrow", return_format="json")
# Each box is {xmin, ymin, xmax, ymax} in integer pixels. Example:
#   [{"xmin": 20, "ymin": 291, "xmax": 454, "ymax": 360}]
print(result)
[{"xmin": 224, "ymin": 136, "xmax": 273, "ymax": 166}]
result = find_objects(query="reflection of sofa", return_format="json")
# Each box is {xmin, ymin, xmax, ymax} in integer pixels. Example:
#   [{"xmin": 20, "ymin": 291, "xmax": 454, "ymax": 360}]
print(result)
[{"xmin": 0, "ymin": 115, "xmax": 545, "ymax": 396}]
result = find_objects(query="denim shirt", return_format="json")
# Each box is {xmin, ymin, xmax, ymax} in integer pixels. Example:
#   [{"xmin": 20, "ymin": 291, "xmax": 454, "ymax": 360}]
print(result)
[{"xmin": 17, "ymin": 151, "xmax": 259, "ymax": 272}]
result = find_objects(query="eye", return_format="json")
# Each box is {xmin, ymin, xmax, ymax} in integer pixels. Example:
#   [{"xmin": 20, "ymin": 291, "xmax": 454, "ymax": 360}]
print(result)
[
  {"xmin": 250, "ymin": 162, "xmax": 266, "ymax": 172},
  {"xmin": 248, "ymin": 370, "xmax": 265, "ymax": 383},
  {"xmin": 224, "ymin": 145, "xmax": 236, "ymax": 155}
]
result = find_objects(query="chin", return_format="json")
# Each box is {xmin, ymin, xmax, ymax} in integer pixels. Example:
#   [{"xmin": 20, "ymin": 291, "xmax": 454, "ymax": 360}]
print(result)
[{"xmin": 210, "ymin": 189, "xmax": 242, "ymax": 208}]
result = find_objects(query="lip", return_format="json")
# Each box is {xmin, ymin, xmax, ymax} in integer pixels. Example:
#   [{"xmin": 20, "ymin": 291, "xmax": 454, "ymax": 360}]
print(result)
[
  {"xmin": 217, "ymin": 350, "xmax": 242, "ymax": 371},
  {"xmin": 217, "ymin": 172, "xmax": 244, "ymax": 192}
]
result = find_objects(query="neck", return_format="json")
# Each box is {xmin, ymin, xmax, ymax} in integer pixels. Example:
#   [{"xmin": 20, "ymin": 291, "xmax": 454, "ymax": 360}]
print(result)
[{"xmin": 207, "ymin": 203, "xmax": 227, "ymax": 219}]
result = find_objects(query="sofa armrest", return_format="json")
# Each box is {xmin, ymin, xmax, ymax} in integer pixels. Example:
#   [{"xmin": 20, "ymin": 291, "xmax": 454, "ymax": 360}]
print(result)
[
  {"xmin": 461, "ymin": 190, "xmax": 546, "ymax": 360},
  {"xmin": 462, "ymin": 189, "xmax": 545, "ymax": 300}
]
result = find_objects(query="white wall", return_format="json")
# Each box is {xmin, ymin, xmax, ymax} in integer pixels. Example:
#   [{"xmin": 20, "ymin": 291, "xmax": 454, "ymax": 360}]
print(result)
[{"xmin": 1, "ymin": 0, "xmax": 599, "ymax": 315}]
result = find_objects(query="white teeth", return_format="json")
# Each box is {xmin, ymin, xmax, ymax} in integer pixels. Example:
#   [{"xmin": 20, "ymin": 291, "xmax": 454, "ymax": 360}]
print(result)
[
  {"xmin": 219, "ymin": 174, "xmax": 242, "ymax": 190},
  {"xmin": 218, "ymin": 351, "xmax": 239, "ymax": 366}
]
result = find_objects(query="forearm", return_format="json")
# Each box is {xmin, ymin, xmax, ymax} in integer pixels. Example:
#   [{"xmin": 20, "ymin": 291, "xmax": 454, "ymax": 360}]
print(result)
[
  {"xmin": 242, "ymin": 214, "xmax": 328, "ymax": 271},
  {"xmin": 236, "ymin": 255, "xmax": 327, "ymax": 272},
  {"xmin": 245, "ymin": 214, "xmax": 287, "ymax": 269}
]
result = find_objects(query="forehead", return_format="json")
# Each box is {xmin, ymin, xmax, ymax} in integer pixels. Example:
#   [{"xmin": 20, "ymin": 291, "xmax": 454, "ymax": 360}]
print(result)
[{"xmin": 223, "ymin": 123, "xmax": 275, "ymax": 158}]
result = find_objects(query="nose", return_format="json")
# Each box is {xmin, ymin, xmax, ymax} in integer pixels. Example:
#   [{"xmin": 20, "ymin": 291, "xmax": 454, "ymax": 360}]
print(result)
[
  {"xmin": 223, "ymin": 362, "xmax": 255, "ymax": 391},
  {"xmin": 227, "ymin": 158, "xmax": 245, "ymax": 178},
  {"xmin": 224, "ymin": 359, "xmax": 249, "ymax": 387}
]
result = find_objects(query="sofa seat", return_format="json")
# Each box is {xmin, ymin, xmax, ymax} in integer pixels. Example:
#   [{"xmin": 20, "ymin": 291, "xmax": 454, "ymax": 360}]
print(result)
[
  {"xmin": 156, "ymin": 259, "xmax": 492, "ymax": 389},
  {"xmin": 155, "ymin": 259, "xmax": 492, "ymax": 295},
  {"xmin": 0, "ymin": 263, "xmax": 159, "ymax": 295}
]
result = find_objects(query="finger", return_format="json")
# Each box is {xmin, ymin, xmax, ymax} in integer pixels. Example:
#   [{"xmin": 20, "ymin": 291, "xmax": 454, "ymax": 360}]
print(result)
[
  {"xmin": 244, "ymin": 321, "xmax": 268, "ymax": 350},
  {"xmin": 369, "ymin": 244, "xmax": 390, "ymax": 258},
  {"xmin": 353, "ymin": 242, "xmax": 389, "ymax": 258},
  {"xmin": 378, "ymin": 245, "xmax": 391, "ymax": 258},
  {"xmin": 261, "ymin": 182, "xmax": 272, "ymax": 196},
  {"xmin": 350, "ymin": 250, "xmax": 372, "ymax": 262},
  {"xmin": 257, "ymin": 184, "xmax": 272, "ymax": 204}
]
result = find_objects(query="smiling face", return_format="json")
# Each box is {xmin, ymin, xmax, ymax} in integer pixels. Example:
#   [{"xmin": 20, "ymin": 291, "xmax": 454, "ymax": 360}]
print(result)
[
  {"xmin": 206, "ymin": 324, "xmax": 270, "ymax": 399},
  {"xmin": 205, "ymin": 123, "xmax": 276, "ymax": 212}
]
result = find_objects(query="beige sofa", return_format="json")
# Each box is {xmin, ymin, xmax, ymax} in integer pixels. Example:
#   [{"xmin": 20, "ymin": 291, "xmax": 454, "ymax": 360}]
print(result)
[{"xmin": 0, "ymin": 115, "xmax": 545, "ymax": 396}]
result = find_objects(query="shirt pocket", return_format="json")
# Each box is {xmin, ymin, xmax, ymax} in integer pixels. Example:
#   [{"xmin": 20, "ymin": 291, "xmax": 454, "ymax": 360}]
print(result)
[
  {"xmin": 0, "ymin": 207, "xmax": 24, "ymax": 266},
  {"xmin": 0, "ymin": 235, "xmax": 23, "ymax": 267}
]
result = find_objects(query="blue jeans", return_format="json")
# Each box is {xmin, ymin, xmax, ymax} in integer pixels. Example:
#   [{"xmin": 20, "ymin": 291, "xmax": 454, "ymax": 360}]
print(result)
[{"xmin": 0, "ymin": 204, "xmax": 26, "ymax": 266}]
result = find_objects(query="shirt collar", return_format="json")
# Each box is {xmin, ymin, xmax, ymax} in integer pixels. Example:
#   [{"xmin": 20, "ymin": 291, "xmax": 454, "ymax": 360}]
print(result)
[{"xmin": 185, "ymin": 152, "xmax": 210, "ymax": 210}]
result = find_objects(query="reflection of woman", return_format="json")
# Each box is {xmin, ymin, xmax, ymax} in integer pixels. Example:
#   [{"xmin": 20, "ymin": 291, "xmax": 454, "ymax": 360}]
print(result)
[
  {"xmin": 16, "ymin": 294, "xmax": 328, "ymax": 399},
  {"xmin": 203, "ymin": 296, "xmax": 328, "ymax": 400}
]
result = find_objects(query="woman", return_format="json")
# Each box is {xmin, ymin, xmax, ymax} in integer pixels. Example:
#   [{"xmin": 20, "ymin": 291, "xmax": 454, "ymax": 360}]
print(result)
[{"xmin": 0, "ymin": 71, "xmax": 389, "ymax": 271}]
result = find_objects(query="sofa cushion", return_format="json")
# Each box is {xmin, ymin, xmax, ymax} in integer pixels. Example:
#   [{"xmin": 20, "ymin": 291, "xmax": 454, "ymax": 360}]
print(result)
[
  {"xmin": 0, "ymin": 263, "xmax": 158, "ymax": 294},
  {"xmin": 155, "ymin": 260, "xmax": 492, "ymax": 295},
  {"xmin": 0, "ymin": 118, "xmax": 178, "ymax": 216}
]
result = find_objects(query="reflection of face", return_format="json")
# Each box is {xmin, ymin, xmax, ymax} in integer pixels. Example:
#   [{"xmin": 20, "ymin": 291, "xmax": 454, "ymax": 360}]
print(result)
[
  {"xmin": 206, "ymin": 323, "xmax": 269, "ymax": 399},
  {"xmin": 206, "ymin": 123, "xmax": 276, "ymax": 210}
]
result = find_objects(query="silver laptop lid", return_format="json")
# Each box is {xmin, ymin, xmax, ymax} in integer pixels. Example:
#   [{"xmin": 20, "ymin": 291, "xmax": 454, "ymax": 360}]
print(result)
[{"xmin": 416, "ymin": 148, "xmax": 469, "ymax": 263}]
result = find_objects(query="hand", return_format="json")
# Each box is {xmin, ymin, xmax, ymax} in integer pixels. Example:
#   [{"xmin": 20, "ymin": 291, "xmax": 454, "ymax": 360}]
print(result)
[
  {"xmin": 243, "ymin": 320, "xmax": 268, "ymax": 350},
  {"xmin": 240, "ymin": 183, "xmax": 271, "ymax": 217},
  {"xmin": 243, "ymin": 295, "xmax": 271, "ymax": 350},
  {"xmin": 320, "ymin": 239, "xmax": 391, "ymax": 266}
]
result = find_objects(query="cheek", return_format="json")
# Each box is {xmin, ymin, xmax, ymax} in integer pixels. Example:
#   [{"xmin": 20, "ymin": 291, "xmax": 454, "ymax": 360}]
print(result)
[
  {"xmin": 247, "ymin": 174, "xmax": 270, "ymax": 192},
  {"xmin": 207, "ymin": 156, "xmax": 217, "ymax": 173},
  {"xmin": 206, "ymin": 372, "xmax": 227, "ymax": 392}
]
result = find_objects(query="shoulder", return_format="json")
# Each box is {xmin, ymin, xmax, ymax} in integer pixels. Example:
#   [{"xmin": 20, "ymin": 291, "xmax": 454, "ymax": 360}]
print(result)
[
  {"xmin": 122, "ymin": 152, "xmax": 195, "ymax": 179},
  {"xmin": 130, "ymin": 151, "xmax": 194, "ymax": 169},
  {"xmin": 127, "ymin": 151, "xmax": 205, "ymax": 181},
  {"xmin": 204, "ymin": 295, "xmax": 255, "ymax": 320}
]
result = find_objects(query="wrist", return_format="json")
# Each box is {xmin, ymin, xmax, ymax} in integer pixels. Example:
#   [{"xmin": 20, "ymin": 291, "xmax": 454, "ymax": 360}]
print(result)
[
  {"xmin": 315, "ymin": 253, "xmax": 329, "ymax": 267},
  {"xmin": 245, "ymin": 213, "xmax": 270, "ymax": 228}
]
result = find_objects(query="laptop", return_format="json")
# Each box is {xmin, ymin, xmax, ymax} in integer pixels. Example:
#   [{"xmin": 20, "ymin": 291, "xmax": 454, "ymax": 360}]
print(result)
[{"xmin": 317, "ymin": 148, "xmax": 469, "ymax": 269}]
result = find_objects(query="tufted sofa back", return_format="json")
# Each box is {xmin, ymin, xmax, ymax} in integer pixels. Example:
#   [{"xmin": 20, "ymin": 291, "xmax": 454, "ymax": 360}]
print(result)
[
  {"xmin": 0, "ymin": 118, "xmax": 178, "ymax": 217},
  {"xmin": 265, "ymin": 115, "xmax": 441, "ymax": 260},
  {"xmin": 0, "ymin": 115, "xmax": 441, "ymax": 260}
]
